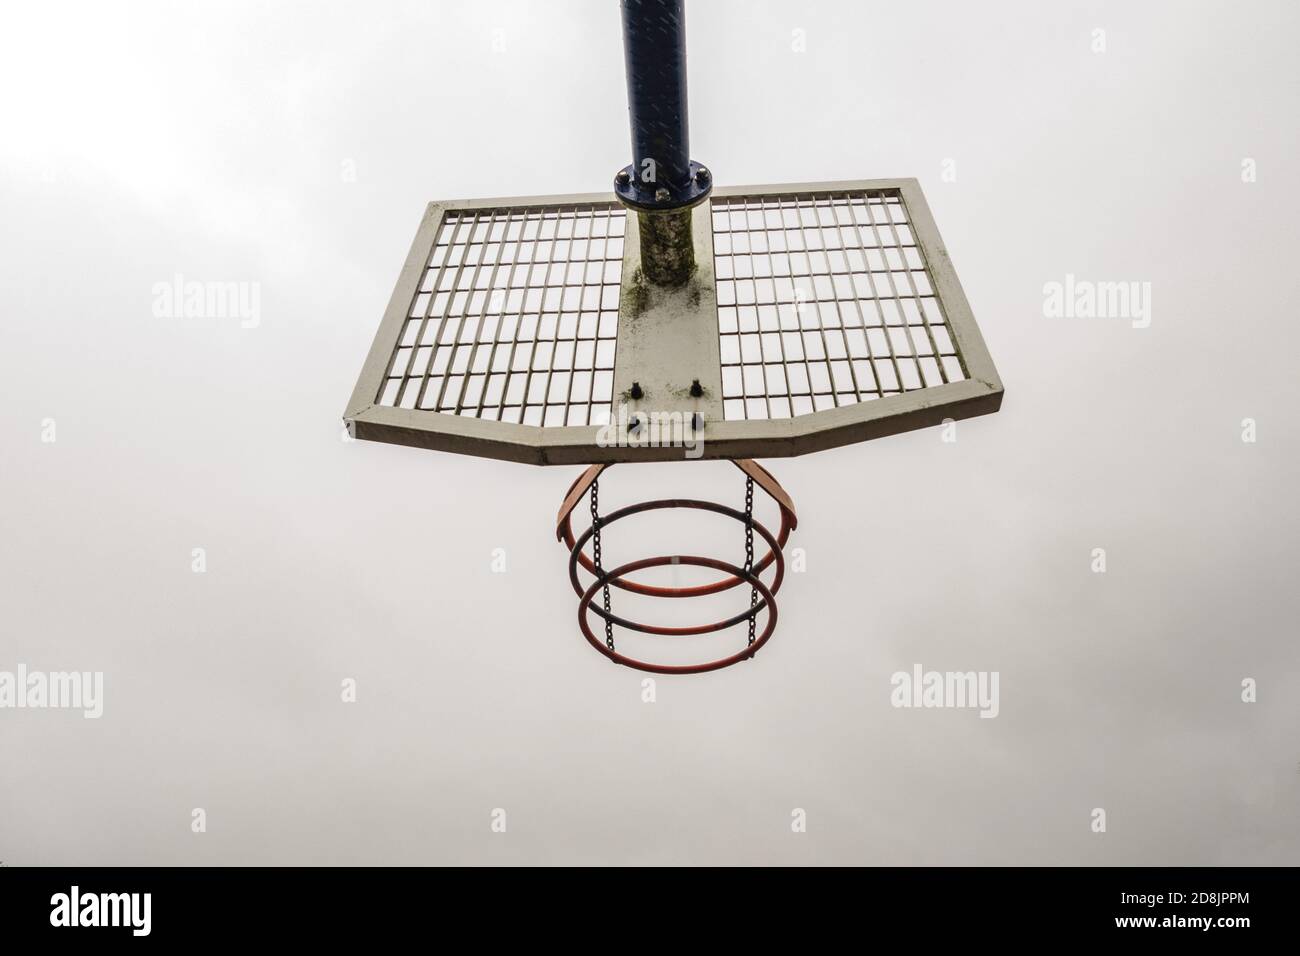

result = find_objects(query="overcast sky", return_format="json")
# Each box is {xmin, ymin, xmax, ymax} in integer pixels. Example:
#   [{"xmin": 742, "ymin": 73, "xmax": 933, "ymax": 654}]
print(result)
[{"xmin": 1, "ymin": 0, "xmax": 1297, "ymax": 864}]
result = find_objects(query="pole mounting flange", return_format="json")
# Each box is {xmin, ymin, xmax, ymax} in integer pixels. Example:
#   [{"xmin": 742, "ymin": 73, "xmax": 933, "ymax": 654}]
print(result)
[{"xmin": 613, "ymin": 161, "xmax": 713, "ymax": 213}]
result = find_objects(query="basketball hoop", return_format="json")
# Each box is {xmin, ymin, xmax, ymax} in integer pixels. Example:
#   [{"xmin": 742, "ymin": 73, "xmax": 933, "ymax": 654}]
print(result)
[{"xmin": 343, "ymin": 0, "xmax": 1004, "ymax": 673}]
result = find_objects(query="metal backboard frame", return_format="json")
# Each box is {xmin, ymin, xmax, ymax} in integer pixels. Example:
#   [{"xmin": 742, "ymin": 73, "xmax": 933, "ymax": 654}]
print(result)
[{"xmin": 344, "ymin": 178, "xmax": 1003, "ymax": 465}]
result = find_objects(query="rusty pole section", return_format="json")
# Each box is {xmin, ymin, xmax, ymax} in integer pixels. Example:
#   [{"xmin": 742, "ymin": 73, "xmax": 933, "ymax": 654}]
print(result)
[{"xmin": 612, "ymin": 0, "xmax": 711, "ymax": 288}]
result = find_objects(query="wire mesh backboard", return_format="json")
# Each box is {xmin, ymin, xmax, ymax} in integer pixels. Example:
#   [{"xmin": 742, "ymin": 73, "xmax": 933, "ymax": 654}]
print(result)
[
  {"xmin": 345, "ymin": 179, "xmax": 1002, "ymax": 465},
  {"xmin": 374, "ymin": 203, "xmax": 625, "ymax": 427},
  {"xmin": 713, "ymin": 190, "xmax": 965, "ymax": 420}
]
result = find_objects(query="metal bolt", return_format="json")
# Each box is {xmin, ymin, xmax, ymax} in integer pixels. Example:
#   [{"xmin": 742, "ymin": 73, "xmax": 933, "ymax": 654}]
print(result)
[
  {"xmin": 630, "ymin": 381, "xmax": 644, "ymax": 400},
  {"xmin": 654, "ymin": 187, "xmax": 670, "ymax": 203},
  {"xmin": 689, "ymin": 379, "xmax": 703, "ymax": 398},
  {"xmin": 695, "ymin": 166, "xmax": 710, "ymax": 185},
  {"xmin": 614, "ymin": 169, "xmax": 631, "ymax": 187}
]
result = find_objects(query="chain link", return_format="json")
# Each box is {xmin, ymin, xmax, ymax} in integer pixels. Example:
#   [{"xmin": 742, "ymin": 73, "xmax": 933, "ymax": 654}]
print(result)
[
  {"xmin": 744, "ymin": 476, "xmax": 757, "ymax": 647},
  {"xmin": 590, "ymin": 479, "xmax": 614, "ymax": 651}
]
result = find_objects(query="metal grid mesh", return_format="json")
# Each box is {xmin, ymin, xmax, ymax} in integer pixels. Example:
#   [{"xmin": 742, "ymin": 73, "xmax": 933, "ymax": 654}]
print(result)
[
  {"xmin": 376, "ymin": 204, "xmax": 625, "ymax": 426},
  {"xmin": 712, "ymin": 190, "xmax": 966, "ymax": 421}
]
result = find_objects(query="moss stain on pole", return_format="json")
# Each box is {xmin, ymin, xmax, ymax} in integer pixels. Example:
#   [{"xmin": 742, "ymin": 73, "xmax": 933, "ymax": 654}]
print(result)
[{"xmin": 637, "ymin": 209, "xmax": 696, "ymax": 287}]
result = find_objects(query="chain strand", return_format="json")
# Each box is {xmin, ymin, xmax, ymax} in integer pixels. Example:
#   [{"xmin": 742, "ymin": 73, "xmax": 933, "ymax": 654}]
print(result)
[
  {"xmin": 744, "ymin": 476, "xmax": 757, "ymax": 648},
  {"xmin": 590, "ymin": 480, "xmax": 614, "ymax": 651}
]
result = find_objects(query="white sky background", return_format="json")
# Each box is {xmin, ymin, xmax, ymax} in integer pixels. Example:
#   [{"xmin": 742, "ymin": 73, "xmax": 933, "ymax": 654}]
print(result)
[{"xmin": 0, "ymin": 0, "xmax": 1297, "ymax": 864}]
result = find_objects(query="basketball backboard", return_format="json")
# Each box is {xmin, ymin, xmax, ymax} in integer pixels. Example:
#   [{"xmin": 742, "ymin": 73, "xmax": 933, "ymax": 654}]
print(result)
[{"xmin": 344, "ymin": 178, "xmax": 1002, "ymax": 465}]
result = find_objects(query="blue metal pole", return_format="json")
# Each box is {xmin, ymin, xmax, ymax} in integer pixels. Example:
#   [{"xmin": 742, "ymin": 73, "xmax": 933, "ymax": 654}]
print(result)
[{"xmin": 613, "ymin": 0, "xmax": 711, "ymax": 214}]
